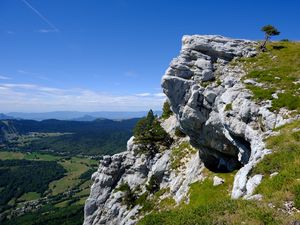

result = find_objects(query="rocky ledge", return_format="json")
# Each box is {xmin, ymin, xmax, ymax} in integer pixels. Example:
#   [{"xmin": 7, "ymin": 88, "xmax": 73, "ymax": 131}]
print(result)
[
  {"xmin": 161, "ymin": 35, "xmax": 292, "ymax": 199},
  {"xmin": 84, "ymin": 35, "xmax": 294, "ymax": 225}
]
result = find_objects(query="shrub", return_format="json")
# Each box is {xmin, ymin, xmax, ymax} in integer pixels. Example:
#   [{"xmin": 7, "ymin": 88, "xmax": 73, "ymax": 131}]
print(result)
[
  {"xmin": 116, "ymin": 182, "xmax": 137, "ymax": 209},
  {"xmin": 146, "ymin": 175, "xmax": 160, "ymax": 194},
  {"xmin": 174, "ymin": 127, "xmax": 186, "ymax": 137},
  {"xmin": 224, "ymin": 103, "xmax": 232, "ymax": 111},
  {"xmin": 161, "ymin": 101, "xmax": 173, "ymax": 119}
]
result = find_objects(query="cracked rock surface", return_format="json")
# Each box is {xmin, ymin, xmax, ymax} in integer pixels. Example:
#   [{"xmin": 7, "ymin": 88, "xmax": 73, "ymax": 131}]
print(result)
[{"xmin": 161, "ymin": 35, "xmax": 291, "ymax": 199}]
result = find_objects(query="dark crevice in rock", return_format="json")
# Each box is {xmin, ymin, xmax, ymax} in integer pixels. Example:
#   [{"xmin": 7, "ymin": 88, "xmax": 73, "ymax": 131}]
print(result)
[
  {"xmin": 229, "ymin": 133, "xmax": 251, "ymax": 164},
  {"xmin": 194, "ymin": 48, "xmax": 235, "ymax": 62},
  {"xmin": 198, "ymin": 148, "xmax": 242, "ymax": 173}
]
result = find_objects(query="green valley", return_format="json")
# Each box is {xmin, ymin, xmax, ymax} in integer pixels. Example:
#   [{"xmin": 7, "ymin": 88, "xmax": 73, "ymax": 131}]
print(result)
[{"xmin": 0, "ymin": 150, "xmax": 98, "ymax": 225}]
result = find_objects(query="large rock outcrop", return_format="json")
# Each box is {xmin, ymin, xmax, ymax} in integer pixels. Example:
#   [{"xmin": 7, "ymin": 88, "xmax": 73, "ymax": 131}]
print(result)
[
  {"xmin": 161, "ymin": 35, "xmax": 290, "ymax": 198},
  {"xmin": 84, "ymin": 115, "xmax": 204, "ymax": 225},
  {"xmin": 84, "ymin": 35, "xmax": 293, "ymax": 225}
]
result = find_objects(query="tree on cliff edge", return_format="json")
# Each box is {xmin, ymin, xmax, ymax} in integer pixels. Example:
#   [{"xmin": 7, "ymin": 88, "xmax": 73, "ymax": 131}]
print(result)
[{"xmin": 260, "ymin": 25, "xmax": 280, "ymax": 51}]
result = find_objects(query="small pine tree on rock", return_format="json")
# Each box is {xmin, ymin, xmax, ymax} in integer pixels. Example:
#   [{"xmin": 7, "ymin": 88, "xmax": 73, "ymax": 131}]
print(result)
[{"xmin": 161, "ymin": 101, "xmax": 173, "ymax": 119}]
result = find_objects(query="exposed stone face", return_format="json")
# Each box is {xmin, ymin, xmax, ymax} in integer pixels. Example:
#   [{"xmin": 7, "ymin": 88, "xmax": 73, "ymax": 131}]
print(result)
[
  {"xmin": 84, "ymin": 115, "xmax": 204, "ymax": 225},
  {"xmin": 161, "ymin": 35, "xmax": 291, "ymax": 199}
]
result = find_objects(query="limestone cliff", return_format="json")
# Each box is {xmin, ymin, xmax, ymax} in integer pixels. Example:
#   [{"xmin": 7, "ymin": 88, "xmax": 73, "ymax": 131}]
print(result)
[{"xmin": 84, "ymin": 35, "xmax": 296, "ymax": 225}]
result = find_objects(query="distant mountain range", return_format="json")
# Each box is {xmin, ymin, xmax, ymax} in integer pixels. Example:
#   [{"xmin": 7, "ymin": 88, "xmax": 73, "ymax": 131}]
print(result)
[
  {"xmin": 0, "ymin": 113, "xmax": 15, "ymax": 120},
  {"xmin": 2, "ymin": 111, "xmax": 162, "ymax": 121}
]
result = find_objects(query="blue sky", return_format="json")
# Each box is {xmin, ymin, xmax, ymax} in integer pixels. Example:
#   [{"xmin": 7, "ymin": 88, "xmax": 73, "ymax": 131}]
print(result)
[{"xmin": 0, "ymin": 0, "xmax": 299, "ymax": 112}]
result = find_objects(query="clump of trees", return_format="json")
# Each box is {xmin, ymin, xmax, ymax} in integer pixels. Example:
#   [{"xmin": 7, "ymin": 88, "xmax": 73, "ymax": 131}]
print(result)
[
  {"xmin": 134, "ymin": 110, "xmax": 171, "ymax": 147},
  {"xmin": 260, "ymin": 25, "xmax": 280, "ymax": 51},
  {"xmin": 0, "ymin": 159, "xmax": 66, "ymax": 212}
]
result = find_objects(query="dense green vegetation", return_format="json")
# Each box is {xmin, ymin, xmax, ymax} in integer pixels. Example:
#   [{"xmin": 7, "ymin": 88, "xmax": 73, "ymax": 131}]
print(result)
[
  {"xmin": 134, "ymin": 110, "xmax": 172, "ymax": 148},
  {"xmin": 240, "ymin": 41, "xmax": 300, "ymax": 112},
  {"xmin": 0, "ymin": 117, "xmax": 129, "ymax": 224},
  {"xmin": 0, "ymin": 159, "xmax": 66, "ymax": 212},
  {"xmin": 2, "ymin": 204, "xmax": 83, "ymax": 225},
  {"xmin": 0, "ymin": 118, "xmax": 139, "ymax": 156},
  {"xmin": 0, "ymin": 151, "xmax": 98, "ymax": 224},
  {"xmin": 139, "ymin": 120, "xmax": 300, "ymax": 225}
]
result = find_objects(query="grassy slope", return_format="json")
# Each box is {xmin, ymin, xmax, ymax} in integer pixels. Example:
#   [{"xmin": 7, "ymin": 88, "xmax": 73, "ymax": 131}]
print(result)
[
  {"xmin": 240, "ymin": 41, "xmax": 300, "ymax": 112},
  {"xmin": 139, "ymin": 121, "xmax": 300, "ymax": 225},
  {"xmin": 49, "ymin": 157, "xmax": 97, "ymax": 195},
  {"xmin": 139, "ymin": 43, "xmax": 300, "ymax": 225}
]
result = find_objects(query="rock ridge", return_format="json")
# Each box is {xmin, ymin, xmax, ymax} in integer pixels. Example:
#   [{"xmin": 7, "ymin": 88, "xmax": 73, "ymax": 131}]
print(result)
[
  {"xmin": 161, "ymin": 35, "xmax": 291, "ymax": 199},
  {"xmin": 84, "ymin": 35, "xmax": 294, "ymax": 225}
]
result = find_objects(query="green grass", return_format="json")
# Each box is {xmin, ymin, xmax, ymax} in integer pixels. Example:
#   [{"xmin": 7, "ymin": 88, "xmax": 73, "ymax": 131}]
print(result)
[
  {"xmin": 18, "ymin": 192, "xmax": 41, "ymax": 201},
  {"xmin": 240, "ymin": 41, "xmax": 300, "ymax": 112},
  {"xmin": 0, "ymin": 151, "xmax": 25, "ymax": 160},
  {"xmin": 170, "ymin": 142, "xmax": 197, "ymax": 170},
  {"xmin": 0, "ymin": 150, "xmax": 97, "ymax": 199},
  {"xmin": 49, "ymin": 157, "xmax": 97, "ymax": 195},
  {"xmin": 24, "ymin": 152, "xmax": 60, "ymax": 161},
  {"xmin": 136, "ymin": 188, "xmax": 175, "ymax": 213},
  {"xmin": 252, "ymin": 120, "xmax": 300, "ymax": 208},
  {"xmin": 139, "ymin": 120, "xmax": 300, "ymax": 225},
  {"xmin": 0, "ymin": 151, "xmax": 60, "ymax": 161}
]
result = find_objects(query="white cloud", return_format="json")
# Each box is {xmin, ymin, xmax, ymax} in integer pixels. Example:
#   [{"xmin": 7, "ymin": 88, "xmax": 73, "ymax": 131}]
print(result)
[
  {"xmin": 0, "ymin": 75, "xmax": 11, "ymax": 80},
  {"xmin": 0, "ymin": 83, "xmax": 165, "ymax": 112},
  {"xmin": 135, "ymin": 93, "xmax": 151, "ymax": 97},
  {"xmin": 153, "ymin": 93, "xmax": 165, "ymax": 97},
  {"xmin": 38, "ymin": 29, "xmax": 58, "ymax": 33},
  {"xmin": 2, "ymin": 83, "xmax": 37, "ymax": 89}
]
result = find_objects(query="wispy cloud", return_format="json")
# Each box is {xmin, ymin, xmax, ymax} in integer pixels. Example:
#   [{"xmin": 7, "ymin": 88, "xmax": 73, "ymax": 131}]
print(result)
[
  {"xmin": 135, "ymin": 93, "xmax": 151, "ymax": 97},
  {"xmin": 135, "ymin": 92, "xmax": 165, "ymax": 97},
  {"xmin": 0, "ymin": 83, "xmax": 165, "ymax": 112},
  {"xmin": 21, "ymin": 0, "xmax": 59, "ymax": 32},
  {"xmin": 0, "ymin": 75, "xmax": 11, "ymax": 80},
  {"xmin": 37, "ymin": 29, "xmax": 58, "ymax": 33},
  {"xmin": 17, "ymin": 69, "xmax": 51, "ymax": 81},
  {"xmin": 153, "ymin": 93, "xmax": 165, "ymax": 97}
]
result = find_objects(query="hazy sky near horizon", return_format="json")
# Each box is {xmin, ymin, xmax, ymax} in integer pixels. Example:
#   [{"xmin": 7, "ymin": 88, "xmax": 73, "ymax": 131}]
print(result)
[{"xmin": 1, "ymin": 0, "xmax": 299, "ymax": 112}]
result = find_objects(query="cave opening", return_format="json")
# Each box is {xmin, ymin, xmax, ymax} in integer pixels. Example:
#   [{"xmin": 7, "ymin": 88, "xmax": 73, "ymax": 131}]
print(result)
[{"xmin": 199, "ymin": 150, "xmax": 242, "ymax": 173}]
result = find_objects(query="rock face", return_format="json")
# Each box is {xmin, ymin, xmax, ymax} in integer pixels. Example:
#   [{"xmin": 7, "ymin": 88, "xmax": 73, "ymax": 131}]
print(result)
[
  {"xmin": 84, "ymin": 115, "xmax": 204, "ymax": 225},
  {"xmin": 84, "ymin": 35, "xmax": 292, "ymax": 225},
  {"xmin": 161, "ymin": 35, "xmax": 290, "ymax": 199}
]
